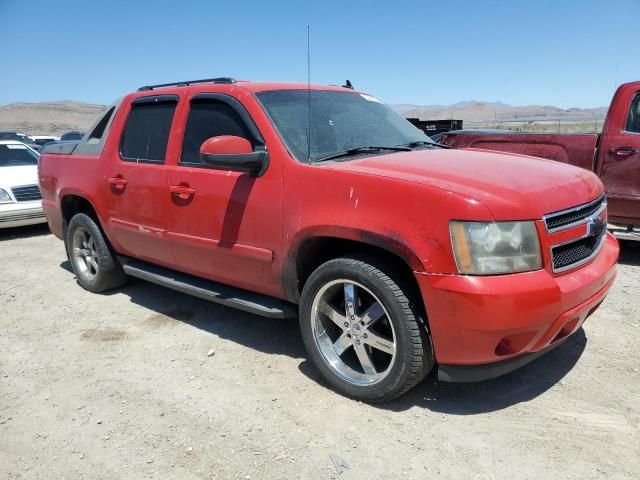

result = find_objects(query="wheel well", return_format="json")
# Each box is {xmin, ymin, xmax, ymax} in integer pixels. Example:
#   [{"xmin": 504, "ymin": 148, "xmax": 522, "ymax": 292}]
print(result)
[
  {"xmin": 295, "ymin": 237, "xmax": 423, "ymax": 308},
  {"xmin": 61, "ymin": 195, "xmax": 99, "ymax": 224},
  {"xmin": 60, "ymin": 195, "xmax": 120, "ymax": 257}
]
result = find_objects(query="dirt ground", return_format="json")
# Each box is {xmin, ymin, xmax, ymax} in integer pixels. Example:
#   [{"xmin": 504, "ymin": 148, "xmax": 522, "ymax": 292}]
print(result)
[{"xmin": 1, "ymin": 225, "xmax": 638, "ymax": 480}]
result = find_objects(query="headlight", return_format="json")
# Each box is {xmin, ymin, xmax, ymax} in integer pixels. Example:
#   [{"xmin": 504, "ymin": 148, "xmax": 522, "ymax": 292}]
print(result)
[
  {"xmin": 0, "ymin": 189, "xmax": 12, "ymax": 203},
  {"xmin": 450, "ymin": 221, "xmax": 542, "ymax": 275}
]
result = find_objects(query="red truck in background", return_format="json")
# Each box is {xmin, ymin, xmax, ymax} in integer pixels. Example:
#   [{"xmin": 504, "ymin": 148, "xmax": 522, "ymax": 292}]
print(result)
[
  {"xmin": 442, "ymin": 81, "xmax": 640, "ymax": 237},
  {"xmin": 38, "ymin": 78, "xmax": 618, "ymax": 402}
]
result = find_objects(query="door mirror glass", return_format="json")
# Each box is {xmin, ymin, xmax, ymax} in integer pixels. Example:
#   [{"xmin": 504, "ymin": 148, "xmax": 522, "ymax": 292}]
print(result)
[{"xmin": 199, "ymin": 135, "xmax": 269, "ymax": 177}]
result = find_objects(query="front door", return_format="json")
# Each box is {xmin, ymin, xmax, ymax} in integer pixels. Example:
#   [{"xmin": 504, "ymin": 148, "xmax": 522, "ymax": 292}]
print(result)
[
  {"xmin": 166, "ymin": 93, "xmax": 283, "ymax": 297},
  {"xmin": 105, "ymin": 95, "xmax": 179, "ymax": 266},
  {"xmin": 599, "ymin": 91, "xmax": 640, "ymax": 223}
]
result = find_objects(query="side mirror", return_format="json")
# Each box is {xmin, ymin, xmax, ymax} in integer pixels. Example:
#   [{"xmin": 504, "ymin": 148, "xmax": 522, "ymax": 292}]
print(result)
[{"xmin": 199, "ymin": 135, "xmax": 269, "ymax": 177}]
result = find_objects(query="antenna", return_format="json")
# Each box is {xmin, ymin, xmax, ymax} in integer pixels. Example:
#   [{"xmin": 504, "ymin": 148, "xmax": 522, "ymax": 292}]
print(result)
[{"xmin": 307, "ymin": 25, "xmax": 312, "ymax": 164}]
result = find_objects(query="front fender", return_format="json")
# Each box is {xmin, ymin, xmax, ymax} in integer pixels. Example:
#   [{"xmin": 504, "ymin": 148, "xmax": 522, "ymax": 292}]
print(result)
[{"xmin": 282, "ymin": 225, "xmax": 425, "ymax": 302}]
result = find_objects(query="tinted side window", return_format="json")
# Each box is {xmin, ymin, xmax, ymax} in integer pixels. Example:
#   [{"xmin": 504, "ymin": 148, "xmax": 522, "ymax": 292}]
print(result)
[
  {"xmin": 89, "ymin": 107, "xmax": 115, "ymax": 140},
  {"xmin": 626, "ymin": 93, "xmax": 640, "ymax": 133},
  {"xmin": 180, "ymin": 100, "xmax": 253, "ymax": 165},
  {"xmin": 121, "ymin": 99, "xmax": 177, "ymax": 163}
]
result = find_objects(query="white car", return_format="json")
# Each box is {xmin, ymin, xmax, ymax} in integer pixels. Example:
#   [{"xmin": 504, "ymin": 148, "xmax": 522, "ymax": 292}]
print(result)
[
  {"xmin": 29, "ymin": 135, "xmax": 60, "ymax": 147},
  {"xmin": 0, "ymin": 140, "xmax": 47, "ymax": 228}
]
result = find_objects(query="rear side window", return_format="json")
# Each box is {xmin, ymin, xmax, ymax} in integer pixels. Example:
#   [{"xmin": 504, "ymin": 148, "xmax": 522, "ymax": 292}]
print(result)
[
  {"xmin": 180, "ymin": 100, "xmax": 253, "ymax": 165},
  {"xmin": 121, "ymin": 96, "xmax": 177, "ymax": 163},
  {"xmin": 89, "ymin": 107, "xmax": 115, "ymax": 141},
  {"xmin": 625, "ymin": 93, "xmax": 640, "ymax": 133}
]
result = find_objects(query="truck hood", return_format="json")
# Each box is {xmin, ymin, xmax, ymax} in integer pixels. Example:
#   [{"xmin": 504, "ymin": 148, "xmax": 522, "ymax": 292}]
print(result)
[
  {"xmin": 327, "ymin": 148, "xmax": 603, "ymax": 220},
  {"xmin": 0, "ymin": 165, "xmax": 39, "ymax": 190}
]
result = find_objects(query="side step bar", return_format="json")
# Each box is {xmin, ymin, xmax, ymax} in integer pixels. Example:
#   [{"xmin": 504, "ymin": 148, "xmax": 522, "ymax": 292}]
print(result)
[
  {"xmin": 122, "ymin": 260, "xmax": 297, "ymax": 319},
  {"xmin": 612, "ymin": 228, "xmax": 640, "ymax": 242}
]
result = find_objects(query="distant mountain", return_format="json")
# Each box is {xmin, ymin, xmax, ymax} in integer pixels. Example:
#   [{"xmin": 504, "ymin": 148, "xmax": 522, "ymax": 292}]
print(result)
[
  {"xmin": 448, "ymin": 100, "xmax": 510, "ymax": 109},
  {"xmin": 392, "ymin": 100, "xmax": 608, "ymax": 124},
  {"xmin": 391, "ymin": 104, "xmax": 426, "ymax": 115},
  {"xmin": 0, "ymin": 101, "xmax": 106, "ymax": 136},
  {"xmin": 0, "ymin": 99, "xmax": 609, "ymax": 136}
]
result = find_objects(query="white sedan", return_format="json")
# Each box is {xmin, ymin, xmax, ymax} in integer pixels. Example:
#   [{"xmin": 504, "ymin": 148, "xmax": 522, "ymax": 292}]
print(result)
[{"xmin": 0, "ymin": 141, "xmax": 47, "ymax": 228}]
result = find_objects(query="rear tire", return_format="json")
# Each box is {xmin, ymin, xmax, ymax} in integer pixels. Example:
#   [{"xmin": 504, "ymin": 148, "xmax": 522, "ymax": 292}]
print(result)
[
  {"xmin": 299, "ymin": 254, "xmax": 434, "ymax": 402},
  {"xmin": 66, "ymin": 213, "xmax": 126, "ymax": 292}
]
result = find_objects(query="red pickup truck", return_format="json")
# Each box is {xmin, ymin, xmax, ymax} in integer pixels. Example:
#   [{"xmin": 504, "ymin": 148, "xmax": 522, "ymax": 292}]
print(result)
[
  {"xmin": 39, "ymin": 78, "xmax": 619, "ymax": 402},
  {"xmin": 442, "ymin": 81, "xmax": 640, "ymax": 235}
]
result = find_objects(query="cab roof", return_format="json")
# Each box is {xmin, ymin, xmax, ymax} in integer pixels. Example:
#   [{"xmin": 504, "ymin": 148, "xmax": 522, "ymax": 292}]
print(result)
[{"xmin": 133, "ymin": 77, "xmax": 361, "ymax": 96}]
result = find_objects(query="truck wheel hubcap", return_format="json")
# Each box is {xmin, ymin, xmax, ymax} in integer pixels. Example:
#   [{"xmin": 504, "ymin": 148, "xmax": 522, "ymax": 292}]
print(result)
[
  {"xmin": 71, "ymin": 227, "xmax": 99, "ymax": 280},
  {"xmin": 310, "ymin": 280, "xmax": 396, "ymax": 386}
]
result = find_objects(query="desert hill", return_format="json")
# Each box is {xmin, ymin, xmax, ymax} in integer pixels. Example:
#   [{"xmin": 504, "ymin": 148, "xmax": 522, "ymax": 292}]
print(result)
[
  {"xmin": 0, "ymin": 99, "xmax": 608, "ymax": 136},
  {"xmin": 0, "ymin": 101, "xmax": 106, "ymax": 136},
  {"xmin": 393, "ymin": 100, "xmax": 608, "ymax": 124}
]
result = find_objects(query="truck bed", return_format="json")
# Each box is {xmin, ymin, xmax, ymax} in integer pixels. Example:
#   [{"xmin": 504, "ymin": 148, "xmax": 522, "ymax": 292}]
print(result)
[{"xmin": 441, "ymin": 131, "xmax": 599, "ymax": 172}]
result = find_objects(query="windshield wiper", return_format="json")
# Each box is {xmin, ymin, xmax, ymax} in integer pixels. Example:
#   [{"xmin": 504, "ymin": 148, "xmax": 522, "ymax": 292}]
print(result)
[
  {"xmin": 315, "ymin": 146, "xmax": 412, "ymax": 163},
  {"xmin": 401, "ymin": 140, "xmax": 450, "ymax": 149}
]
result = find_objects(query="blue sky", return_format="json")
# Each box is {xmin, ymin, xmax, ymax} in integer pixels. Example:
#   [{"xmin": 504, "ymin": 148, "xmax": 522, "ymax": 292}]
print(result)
[{"xmin": 0, "ymin": 0, "xmax": 638, "ymax": 108}]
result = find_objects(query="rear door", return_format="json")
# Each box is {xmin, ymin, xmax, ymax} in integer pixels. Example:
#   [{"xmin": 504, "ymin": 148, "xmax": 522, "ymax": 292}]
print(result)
[
  {"xmin": 105, "ymin": 95, "xmax": 179, "ymax": 265},
  {"xmin": 165, "ymin": 92, "xmax": 283, "ymax": 297},
  {"xmin": 599, "ymin": 90, "xmax": 640, "ymax": 222}
]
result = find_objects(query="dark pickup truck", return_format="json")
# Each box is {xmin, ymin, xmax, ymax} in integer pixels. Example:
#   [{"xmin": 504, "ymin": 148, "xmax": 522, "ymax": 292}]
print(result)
[{"xmin": 442, "ymin": 81, "xmax": 640, "ymax": 236}]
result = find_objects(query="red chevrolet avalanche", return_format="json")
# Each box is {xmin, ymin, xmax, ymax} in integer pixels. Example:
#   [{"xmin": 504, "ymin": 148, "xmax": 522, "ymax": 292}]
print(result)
[{"xmin": 38, "ymin": 78, "xmax": 619, "ymax": 402}]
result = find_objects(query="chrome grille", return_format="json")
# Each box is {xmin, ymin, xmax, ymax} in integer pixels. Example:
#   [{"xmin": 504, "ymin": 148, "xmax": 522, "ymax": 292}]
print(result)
[
  {"xmin": 546, "ymin": 195, "xmax": 608, "ymax": 272},
  {"xmin": 551, "ymin": 226, "xmax": 607, "ymax": 271},
  {"xmin": 11, "ymin": 184, "xmax": 42, "ymax": 202},
  {"xmin": 544, "ymin": 195, "xmax": 606, "ymax": 231},
  {"xmin": 0, "ymin": 211, "xmax": 45, "ymax": 223}
]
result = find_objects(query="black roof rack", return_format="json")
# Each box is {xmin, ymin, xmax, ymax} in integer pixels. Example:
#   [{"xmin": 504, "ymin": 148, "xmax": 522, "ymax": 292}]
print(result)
[{"xmin": 137, "ymin": 77, "xmax": 236, "ymax": 92}]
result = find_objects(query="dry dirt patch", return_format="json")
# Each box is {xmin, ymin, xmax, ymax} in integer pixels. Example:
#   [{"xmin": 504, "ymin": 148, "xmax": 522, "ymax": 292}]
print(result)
[{"xmin": 0, "ymin": 225, "xmax": 638, "ymax": 479}]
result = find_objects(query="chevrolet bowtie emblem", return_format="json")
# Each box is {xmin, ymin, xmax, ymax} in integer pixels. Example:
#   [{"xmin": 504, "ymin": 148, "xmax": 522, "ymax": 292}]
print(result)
[{"xmin": 587, "ymin": 214, "xmax": 606, "ymax": 236}]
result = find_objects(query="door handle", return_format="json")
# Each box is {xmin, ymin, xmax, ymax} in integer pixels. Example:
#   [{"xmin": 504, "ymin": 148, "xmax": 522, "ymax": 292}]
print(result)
[
  {"xmin": 609, "ymin": 147, "xmax": 638, "ymax": 159},
  {"xmin": 108, "ymin": 176, "xmax": 128, "ymax": 190},
  {"xmin": 170, "ymin": 184, "xmax": 196, "ymax": 200}
]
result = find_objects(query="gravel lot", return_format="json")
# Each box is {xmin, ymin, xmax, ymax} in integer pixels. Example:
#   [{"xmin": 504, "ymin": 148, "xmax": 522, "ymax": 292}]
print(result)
[{"xmin": 1, "ymin": 225, "xmax": 639, "ymax": 480}]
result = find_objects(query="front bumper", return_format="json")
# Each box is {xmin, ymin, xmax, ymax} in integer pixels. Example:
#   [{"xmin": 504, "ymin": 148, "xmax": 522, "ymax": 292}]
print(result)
[
  {"xmin": 415, "ymin": 232, "xmax": 619, "ymax": 381},
  {"xmin": 0, "ymin": 201, "xmax": 46, "ymax": 228}
]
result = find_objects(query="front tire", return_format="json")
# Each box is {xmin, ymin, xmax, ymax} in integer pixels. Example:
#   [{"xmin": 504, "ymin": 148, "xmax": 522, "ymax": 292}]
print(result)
[
  {"xmin": 66, "ymin": 213, "xmax": 126, "ymax": 293},
  {"xmin": 299, "ymin": 255, "xmax": 434, "ymax": 402}
]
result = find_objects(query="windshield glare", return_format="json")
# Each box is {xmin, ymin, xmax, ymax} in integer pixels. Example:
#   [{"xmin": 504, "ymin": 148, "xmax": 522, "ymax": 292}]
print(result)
[
  {"xmin": 0, "ymin": 144, "xmax": 39, "ymax": 167},
  {"xmin": 256, "ymin": 90, "xmax": 432, "ymax": 162}
]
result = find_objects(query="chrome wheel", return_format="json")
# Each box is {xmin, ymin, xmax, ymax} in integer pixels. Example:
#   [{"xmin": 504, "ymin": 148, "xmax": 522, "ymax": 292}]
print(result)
[
  {"xmin": 310, "ymin": 280, "xmax": 396, "ymax": 386},
  {"xmin": 71, "ymin": 226, "xmax": 99, "ymax": 281}
]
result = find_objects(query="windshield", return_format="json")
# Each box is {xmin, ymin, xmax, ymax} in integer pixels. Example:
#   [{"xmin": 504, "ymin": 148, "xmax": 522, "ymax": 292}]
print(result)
[
  {"xmin": 0, "ymin": 132, "xmax": 36, "ymax": 144},
  {"xmin": 0, "ymin": 144, "xmax": 39, "ymax": 167},
  {"xmin": 256, "ymin": 90, "xmax": 433, "ymax": 162}
]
